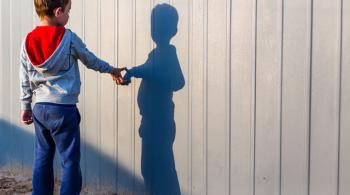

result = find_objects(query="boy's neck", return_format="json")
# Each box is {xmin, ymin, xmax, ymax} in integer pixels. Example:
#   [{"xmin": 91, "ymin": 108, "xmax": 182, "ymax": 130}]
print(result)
[{"xmin": 39, "ymin": 17, "xmax": 63, "ymax": 27}]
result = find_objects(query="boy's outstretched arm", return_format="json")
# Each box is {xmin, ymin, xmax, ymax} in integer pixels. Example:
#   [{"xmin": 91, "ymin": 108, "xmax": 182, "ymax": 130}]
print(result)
[
  {"xmin": 19, "ymin": 46, "xmax": 33, "ymax": 125},
  {"xmin": 70, "ymin": 31, "xmax": 117, "ymax": 74},
  {"xmin": 70, "ymin": 31, "xmax": 127, "ymax": 85}
]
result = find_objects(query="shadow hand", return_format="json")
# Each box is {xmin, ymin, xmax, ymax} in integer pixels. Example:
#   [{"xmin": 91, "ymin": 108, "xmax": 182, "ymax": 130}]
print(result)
[{"xmin": 121, "ymin": 69, "xmax": 132, "ymax": 86}]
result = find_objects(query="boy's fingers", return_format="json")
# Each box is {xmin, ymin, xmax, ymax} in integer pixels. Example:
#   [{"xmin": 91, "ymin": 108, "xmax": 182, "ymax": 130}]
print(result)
[
  {"xmin": 113, "ymin": 75, "xmax": 124, "ymax": 84},
  {"xmin": 111, "ymin": 75, "xmax": 120, "ymax": 82},
  {"xmin": 22, "ymin": 119, "xmax": 33, "ymax": 125},
  {"xmin": 24, "ymin": 120, "xmax": 32, "ymax": 125},
  {"xmin": 115, "ymin": 79, "xmax": 122, "ymax": 85},
  {"xmin": 111, "ymin": 73, "xmax": 128, "ymax": 85}
]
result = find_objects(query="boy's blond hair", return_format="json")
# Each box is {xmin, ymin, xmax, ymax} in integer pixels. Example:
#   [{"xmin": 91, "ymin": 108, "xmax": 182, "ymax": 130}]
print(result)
[{"xmin": 34, "ymin": 0, "xmax": 70, "ymax": 18}]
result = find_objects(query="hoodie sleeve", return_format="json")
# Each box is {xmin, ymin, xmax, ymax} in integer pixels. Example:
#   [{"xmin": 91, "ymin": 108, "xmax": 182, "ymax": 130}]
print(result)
[
  {"xmin": 19, "ymin": 43, "xmax": 33, "ymax": 111},
  {"xmin": 70, "ymin": 31, "xmax": 114, "ymax": 73}
]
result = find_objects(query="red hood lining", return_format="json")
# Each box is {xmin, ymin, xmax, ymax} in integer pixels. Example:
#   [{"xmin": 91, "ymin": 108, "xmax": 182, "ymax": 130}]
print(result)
[{"xmin": 25, "ymin": 26, "xmax": 66, "ymax": 66}]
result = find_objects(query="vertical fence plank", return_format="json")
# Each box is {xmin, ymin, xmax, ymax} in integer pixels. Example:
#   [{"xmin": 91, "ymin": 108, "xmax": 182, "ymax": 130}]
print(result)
[
  {"xmin": 309, "ymin": 0, "xmax": 341, "ymax": 194},
  {"xmin": 255, "ymin": 0, "xmax": 282, "ymax": 194},
  {"xmin": 207, "ymin": 0, "xmax": 229, "ymax": 194},
  {"xmin": 230, "ymin": 0, "xmax": 255, "ymax": 194},
  {"xmin": 0, "ymin": 0, "xmax": 2, "ymax": 120},
  {"xmin": 83, "ymin": 0, "xmax": 100, "ymax": 187},
  {"xmin": 339, "ymin": 0, "xmax": 350, "ymax": 194},
  {"xmin": 0, "ymin": 0, "xmax": 10, "ymax": 160},
  {"xmin": 100, "ymin": 0, "xmax": 117, "ymax": 189},
  {"xmin": 190, "ymin": 0, "xmax": 206, "ymax": 194},
  {"xmin": 10, "ymin": 0, "xmax": 22, "ymax": 167},
  {"xmin": 0, "ymin": 0, "xmax": 5, "ymax": 160},
  {"xmin": 117, "ymin": 0, "xmax": 134, "ymax": 192},
  {"xmin": 280, "ymin": 0, "xmax": 311, "ymax": 195}
]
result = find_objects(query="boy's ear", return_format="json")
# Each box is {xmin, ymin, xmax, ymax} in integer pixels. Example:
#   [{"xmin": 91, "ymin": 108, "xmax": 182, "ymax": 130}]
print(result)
[{"xmin": 53, "ymin": 7, "xmax": 63, "ymax": 17}]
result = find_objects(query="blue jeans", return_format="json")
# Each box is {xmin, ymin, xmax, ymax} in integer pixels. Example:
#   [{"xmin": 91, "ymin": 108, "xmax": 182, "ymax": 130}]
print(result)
[{"xmin": 32, "ymin": 103, "xmax": 82, "ymax": 195}]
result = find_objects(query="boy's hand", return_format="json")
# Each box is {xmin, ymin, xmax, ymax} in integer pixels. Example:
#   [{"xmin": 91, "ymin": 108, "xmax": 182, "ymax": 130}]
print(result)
[
  {"xmin": 21, "ymin": 110, "xmax": 33, "ymax": 125},
  {"xmin": 110, "ymin": 67, "xmax": 128, "ymax": 85}
]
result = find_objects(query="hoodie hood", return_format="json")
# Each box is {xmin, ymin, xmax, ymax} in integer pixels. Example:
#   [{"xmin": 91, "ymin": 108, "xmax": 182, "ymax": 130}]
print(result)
[{"xmin": 25, "ymin": 27, "xmax": 72, "ymax": 75}]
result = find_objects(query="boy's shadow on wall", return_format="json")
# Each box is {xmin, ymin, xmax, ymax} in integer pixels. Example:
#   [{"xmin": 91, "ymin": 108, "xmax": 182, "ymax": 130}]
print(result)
[{"xmin": 125, "ymin": 3, "xmax": 185, "ymax": 195}]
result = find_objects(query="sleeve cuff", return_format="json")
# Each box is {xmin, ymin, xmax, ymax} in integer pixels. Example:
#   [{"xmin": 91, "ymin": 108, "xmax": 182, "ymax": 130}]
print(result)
[
  {"xmin": 107, "ymin": 66, "xmax": 114, "ymax": 74},
  {"xmin": 21, "ymin": 103, "xmax": 32, "ymax": 111}
]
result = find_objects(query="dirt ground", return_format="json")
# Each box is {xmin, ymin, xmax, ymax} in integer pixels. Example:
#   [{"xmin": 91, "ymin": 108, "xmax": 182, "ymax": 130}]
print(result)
[
  {"xmin": 0, "ymin": 168, "xmax": 31, "ymax": 195},
  {"xmin": 0, "ymin": 167, "xmax": 119, "ymax": 195}
]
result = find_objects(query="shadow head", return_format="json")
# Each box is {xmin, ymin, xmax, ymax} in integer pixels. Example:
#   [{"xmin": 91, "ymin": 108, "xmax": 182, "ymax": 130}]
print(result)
[{"xmin": 151, "ymin": 4, "xmax": 178, "ymax": 45}]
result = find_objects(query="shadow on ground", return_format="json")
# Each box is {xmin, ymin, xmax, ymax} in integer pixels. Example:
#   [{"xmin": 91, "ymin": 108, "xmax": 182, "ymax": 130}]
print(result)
[{"xmin": 0, "ymin": 119, "xmax": 145, "ymax": 194}]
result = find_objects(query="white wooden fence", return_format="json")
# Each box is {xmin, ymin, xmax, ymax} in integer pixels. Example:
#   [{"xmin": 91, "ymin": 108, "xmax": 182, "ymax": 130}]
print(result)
[{"xmin": 1, "ymin": 0, "xmax": 349, "ymax": 194}]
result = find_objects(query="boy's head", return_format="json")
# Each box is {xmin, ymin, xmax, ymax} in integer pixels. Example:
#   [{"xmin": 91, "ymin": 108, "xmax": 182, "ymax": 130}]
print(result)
[
  {"xmin": 151, "ymin": 4, "xmax": 178, "ymax": 45},
  {"xmin": 34, "ymin": 0, "xmax": 71, "ymax": 26}
]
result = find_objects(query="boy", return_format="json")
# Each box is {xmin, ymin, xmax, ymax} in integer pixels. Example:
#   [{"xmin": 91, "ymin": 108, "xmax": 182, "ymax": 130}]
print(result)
[{"xmin": 19, "ymin": 0, "xmax": 125, "ymax": 194}]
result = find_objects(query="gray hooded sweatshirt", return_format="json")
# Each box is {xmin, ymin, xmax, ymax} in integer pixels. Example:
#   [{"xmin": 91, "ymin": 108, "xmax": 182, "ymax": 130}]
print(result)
[{"xmin": 19, "ymin": 29, "xmax": 115, "ymax": 111}]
